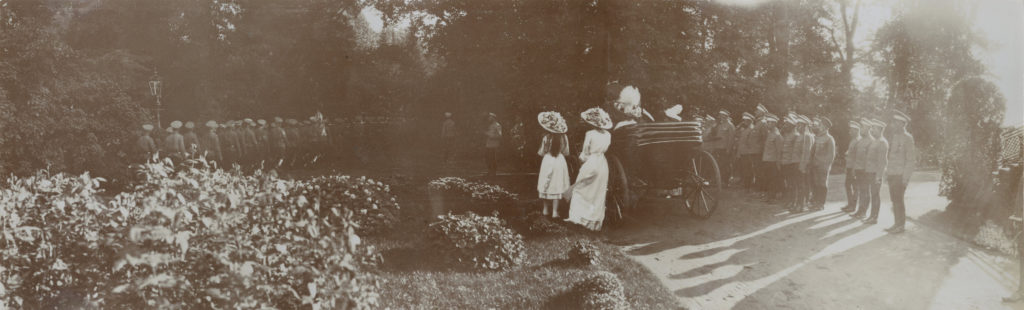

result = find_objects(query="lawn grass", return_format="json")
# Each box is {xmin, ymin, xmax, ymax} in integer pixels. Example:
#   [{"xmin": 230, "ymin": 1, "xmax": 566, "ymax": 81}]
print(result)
[{"xmin": 366, "ymin": 183, "xmax": 677, "ymax": 309}]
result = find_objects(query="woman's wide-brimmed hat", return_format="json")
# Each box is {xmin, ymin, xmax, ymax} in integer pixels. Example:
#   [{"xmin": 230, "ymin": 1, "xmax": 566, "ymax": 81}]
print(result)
[
  {"xmin": 581, "ymin": 107, "xmax": 612, "ymax": 130},
  {"xmin": 537, "ymin": 111, "xmax": 568, "ymax": 134}
]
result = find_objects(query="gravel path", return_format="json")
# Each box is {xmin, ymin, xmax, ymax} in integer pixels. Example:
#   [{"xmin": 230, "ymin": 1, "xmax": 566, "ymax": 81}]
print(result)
[{"xmin": 609, "ymin": 172, "xmax": 1021, "ymax": 310}]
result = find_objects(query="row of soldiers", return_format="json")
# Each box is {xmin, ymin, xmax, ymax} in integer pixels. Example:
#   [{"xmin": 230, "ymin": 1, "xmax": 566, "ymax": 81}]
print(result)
[
  {"xmin": 134, "ymin": 116, "xmax": 334, "ymax": 169},
  {"xmin": 699, "ymin": 105, "xmax": 916, "ymax": 232}
]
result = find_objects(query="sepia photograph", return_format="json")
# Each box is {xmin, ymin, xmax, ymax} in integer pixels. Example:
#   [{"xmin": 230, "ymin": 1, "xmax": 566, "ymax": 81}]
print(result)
[{"xmin": 0, "ymin": 0, "xmax": 1022, "ymax": 309}]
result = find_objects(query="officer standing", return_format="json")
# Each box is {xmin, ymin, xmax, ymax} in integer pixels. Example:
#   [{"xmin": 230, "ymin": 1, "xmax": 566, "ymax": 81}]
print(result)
[
  {"xmin": 809, "ymin": 117, "xmax": 835, "ymax": 211},
  {"xmin": 752, "ymin": 104, "xmax": 769, "ymax": 193},
  {"xmin": 736, "ymin": 112, "xmax": 756, "ymax": 190},
  {"xmin": 164, "ymin": 121, "xmax": 186, "ymax": 164},
  {"xmin": 797, "ymin": 115, "xmax": 815, "ymax": 211},
  {"xmin": 269, "ymin": 117, "xmax": 288, "ymax": 167},
  {"xmin": 885, "ymin": 111, "xmax": 916, "ymax": 233},
  {"xmin": 136, "ymin": 124, "xmax": 158, "ymax": 163},
  {"xmin": 842, "ymin": 121, "xmax": 863, "ymax": 213},
  {"xmin": 221, "ymin": 122, "xmax": 239, "ymax": 166},
  {"xmin": 861, "ymin": 119, "xmax": 889, "ymax": 224},
  {"xmin": 183, "ymin": 121, "xmax": 199, "ymax": 159},
  {"xmin": 243, "ymin": 119, "xmax": 258, "ymax": 166},
  {"xmin": 200, "ymin": 120, "xmax": 223, "ymax": 164},
  {"xmin": 712, "ymin": 110, "xmax": 736, "ymax": 183},
  {"xmin": 257, "ymin": 119, "xmax": 270, "ymax": 164},
  {"xmin": 701, "ymin": 115, "xmax": 716, "ymax": 153},
  {"xmin": 780, "ymin": 115, "xmax": 801, "ymax": 210},
  {"xmin": 484, "ymin": 113, "xmax": 502, "ymax": 177},
  {"xmin": 761, "ymin": 115, "xmax": 783, "ymax": 203},
  {"xmin": 852, "ymin": 119, "xmax": 875, "ymax": 218}
]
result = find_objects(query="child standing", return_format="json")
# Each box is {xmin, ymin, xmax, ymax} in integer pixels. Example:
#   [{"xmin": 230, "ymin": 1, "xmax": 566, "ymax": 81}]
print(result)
[{"xmin": 537, "ymin": 112, "xmax": 570, "ymax": 218}]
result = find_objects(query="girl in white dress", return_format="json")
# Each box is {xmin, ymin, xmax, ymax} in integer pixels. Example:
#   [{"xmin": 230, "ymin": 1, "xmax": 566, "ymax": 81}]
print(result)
[
  {"xmin": 537, "ymin": 112, "xmax": 570, "ymax": 218},
  {"xmin": 566, "ymin": 107, "xmax": 613, "ymax": 231}
]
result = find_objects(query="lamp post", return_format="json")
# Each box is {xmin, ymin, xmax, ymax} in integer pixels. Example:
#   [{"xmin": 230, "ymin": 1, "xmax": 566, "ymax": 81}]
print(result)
[{"xmin": 149, "ymin": 71, "xmax": 163, "ymax": 129}]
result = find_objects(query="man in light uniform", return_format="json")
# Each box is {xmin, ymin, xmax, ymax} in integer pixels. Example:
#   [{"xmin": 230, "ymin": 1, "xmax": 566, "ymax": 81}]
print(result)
[
  {"xmin": 183, "ymin": 121, "xmax": 199, "ymax": 159},
  {"xmin": 842, "ymin": 121, "xmax": 863, "ymax": 213},
  {"xmin": 164, "ymin": 121, "xmax": 186, "ymax": 164},
  {"xmin": 200, "ymin": 120, "xmax": 223, "ymax": 163},
  {"xmin": 136, "ymin": 124, "xmax": 158, "ymax": 163},
  {"xmin": 751, "ymin": 104, "xmax": 769, "ymax": 193},
  {"xmin": 809, "ymin": 117, "xmax": 835, "ymax": 211},
  {"xmin": 712, "ymin": 110, "xmax": 736, "ymax": 183},
  {"xmin": 861, "ymin": 119, "xmax": 889, "ymax": 224},
  {"xmin": 885, "ymin": 111, "xmax": 915, "ymax": 233},
  {"xmin": 780, "ymin": 115, "xmax": 801, "ymax": 210},
  {"xmin": 736, "ymin": 112, "xmax": 758, "ymax": 190},
  {"xmin": 852, "ymin": 119, "xmax": 875, "ymax": 218},
  {"xmin": 761, "ymin": 115, "xmax": 783, "ymax": 203}
]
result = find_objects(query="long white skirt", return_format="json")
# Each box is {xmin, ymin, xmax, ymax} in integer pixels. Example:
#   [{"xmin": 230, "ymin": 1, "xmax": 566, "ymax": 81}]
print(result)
[{"xmin": 567, "ymin": 154, "xmax": 608, "ymax": 230}]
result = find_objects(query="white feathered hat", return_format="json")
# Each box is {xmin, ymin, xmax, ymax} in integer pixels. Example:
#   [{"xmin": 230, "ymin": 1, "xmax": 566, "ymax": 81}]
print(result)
[
  {"xmin": 537, "ymin": 111, "xmax": 568, "ymax": 134},
  {"xmin": 581, "ymin": 107, "xmax": 612, "ymax": 130}
]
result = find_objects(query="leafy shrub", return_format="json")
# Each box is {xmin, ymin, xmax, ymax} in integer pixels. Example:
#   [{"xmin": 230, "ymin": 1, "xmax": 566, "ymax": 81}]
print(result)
[
  {"xmin": 427, "ymin": 177, "xmax": 518, "ymax": 205},
  {"xmin": 427, "ymin": 212, "xmax": 527, "ymax": 270},
  {"xmin": 1, "ymin": 161, "xmax": 380, "ymax": 309},
  {"xmin": 573, "ymin": 271, "xmax": 628, "ymax": 310},
  {"xmin": 568, "ymin": 240, "xmax": 601, "ymax": 266},
  {"xmin": 518, "ymin": 212, "xmax": 568, "ymax": 236},
  {"xmin": 304, "ymin": 175, "xmax": 401, "ymax": 235},
  {"xmin": 940, "ymin": 77, "xmax": 1005, "ymax": 208}
]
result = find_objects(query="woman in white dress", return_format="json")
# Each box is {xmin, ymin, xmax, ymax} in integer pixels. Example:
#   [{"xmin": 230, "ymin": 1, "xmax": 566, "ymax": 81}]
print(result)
[
  {"xmin": 537, "ymin": 111, "xmax": 570, "ymax": 218},
  {"xmin": 566, "ymin": 107, "xmax": 613, "ymax": 231}
]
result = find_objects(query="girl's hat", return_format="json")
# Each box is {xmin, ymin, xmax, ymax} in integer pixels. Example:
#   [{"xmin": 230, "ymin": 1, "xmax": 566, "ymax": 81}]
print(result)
[
  {"xmin": 581, "ymin": 107, "xmax": 612, "ymax": 130},
  {"xmin": 537, "ymin": 111, "xmax": 568, "ymax": 134}
]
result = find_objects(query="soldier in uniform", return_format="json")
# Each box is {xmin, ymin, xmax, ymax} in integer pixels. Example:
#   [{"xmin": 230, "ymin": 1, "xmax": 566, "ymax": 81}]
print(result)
[
  {"xmin": 751, "ymin": 104, "xmax": 769, "ymax": 193},
  {"xmin": 183, "ymin": 121, "xmax": 199, "ymax": 159},
  {"xmin": 797, "ymin": 115, "xmax": 815, "ymax": 211},
  {"xmin": 242, "ymin": 119, "xmax": 258, "ymax": 166},
  {"xmin": 269, "ymin": 117, "xmax": 289, "ymax": 167},
  {"xmin": 257, "ymin": 119, "xmax": 270, "ymax": 165},
  {"xmin": 852, "ymin": 119, "xmax": 875, "ymax": 218},
  {"xmin": 701, "ymin": 115, "xmax": 716, "ymax": 153},
  {"xmin": 861, "ymin": 120, "xmax": 889, "ymax": 224},
  {"xmin": 200, "ymin": 120, "xmax": 223, "ymax": 164},
  {"xmin": 735, "ymin": 112, "xmax": 757, "ymax": 190},
  {"xmin": 136, "ymin": 124, "xmax": 158, "ymax": 163},
  {"xmin": 842, "ymin": 121, "xmax": 863, "ymax": 213},
  {"xmin": 761, "ymin": 115, "xmax": 783, "ymax": 203},
  {"xmin": 885, "ymin": 111, "xmax": 915, "ymax": 233},
  {"xmin": 285, "ymin": 119, "xmax": 301, "ymax": 167},
  {"xmin": 164, "ymin": 121, "xmax": 186, "ymax": 164},
  {"xmin": 780, "ymin": 115, "xmax": 801, "ymax": 210},
  {"xmin": 809, "ymin": 117, "xmax": 835, "ymax": 211},
  {"xmin": 221, "ymin": 122, "xmax": 239, "ymax": 166},
  {"xmin": 711, "ymin": 110, "xmax": 736, "ymax": 183}
]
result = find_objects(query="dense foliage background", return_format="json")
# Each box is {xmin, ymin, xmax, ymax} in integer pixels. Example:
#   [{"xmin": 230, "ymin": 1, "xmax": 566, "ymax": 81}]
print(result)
[{"xmin": 0, "ymin": 0, "xmax": 1008, "ymax": 202}]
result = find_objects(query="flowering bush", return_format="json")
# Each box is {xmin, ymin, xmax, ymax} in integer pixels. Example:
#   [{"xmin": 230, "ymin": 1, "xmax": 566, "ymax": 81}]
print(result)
[
  {"xmin": 0, "ymin": 161, "xmax": 380, "ymax": 309},
  {"xmin": 573, "ymin": 271, "xmax": 628, "ymax": 310},
  {"xmin": 304, "ymin": 175, "xmax": 401, "ymax": 235},
  {"xmin": 427, "ymin": 212, "xmax": 527, "ymax": 270},
  {"xmin": 427, "ymin": 177, "xmax": 471, "ymax": 192},
  {"xmin": 568, "ymin": 240, "xmax": 601, "ymax": 266}
]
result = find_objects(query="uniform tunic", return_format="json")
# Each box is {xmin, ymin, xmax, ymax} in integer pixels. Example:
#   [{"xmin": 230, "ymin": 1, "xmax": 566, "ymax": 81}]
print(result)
[
  {"xmin": 712, "ymin": 121, "xmax": 736, "ymax": 152},
  {"xmin": 781, "ymin": 131, "xmax": 801, "ymax": 165},
  {"xmin": 886, "ymin": 131, "xmax": 916, "ymax": 179},
  {"xmin": 183, "ymin": 131, "xmax": 199, "ymax": 156},
  {"xmin": 799, "ymin": 129, "xmax": 815, "ymax": 172},
  {"xmin": 853, "ymin": 136, "xmax": 875, "ymax": 171},
  {"xmin": 845, "ymin": 135, "xmax": 862, "ymax": 170},
  {"xmin": 136, "ymin": 135, "xmax": 157, "ymax": 161},
  {"xmin": 200, "ymin": 131, "xmax": 223, "ymax": 163},
  {"xmin": 568, "ymin": 130, "xmax": 611, "ymax": 231},
  {"xmin": 865, "ymin": 137, "xmax": 889, "ymax": 176},
  {"xmin": 811, "ymin": 133, "xmax": 836, "ymax": 171},
  {"xmin": 762, "ymin": 128, "xmax": 783, "ymax": 162}
]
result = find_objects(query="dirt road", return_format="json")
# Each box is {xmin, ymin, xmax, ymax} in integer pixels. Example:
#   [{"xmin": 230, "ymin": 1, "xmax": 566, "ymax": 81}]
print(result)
[{"xmin": 609, "ymin": 172, "xmax": 1021, "ymax": 310}]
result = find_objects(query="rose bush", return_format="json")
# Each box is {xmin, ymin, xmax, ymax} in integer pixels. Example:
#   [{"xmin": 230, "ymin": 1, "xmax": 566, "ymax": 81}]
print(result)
[
  {"xmin": 427, "ymin": 212, "xmax": 527, "ymax": 270},
  {"xmin": 304, "ymin": 175, "xmax": 401, "ymax": 235}
]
